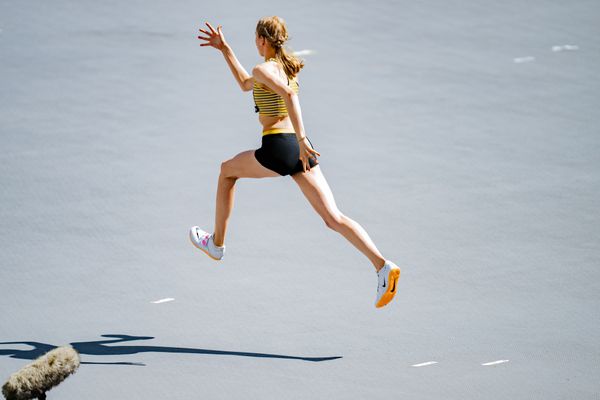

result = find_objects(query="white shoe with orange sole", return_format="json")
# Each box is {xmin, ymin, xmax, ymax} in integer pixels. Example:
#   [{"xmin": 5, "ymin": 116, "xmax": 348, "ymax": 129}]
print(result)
[
  {"xmin": 189, "ymin": 226, "xmax": 225, "ymax": 261},
  {"xmin": 375, "ymin": 260, "xmax": 401, "ymax": 308}
]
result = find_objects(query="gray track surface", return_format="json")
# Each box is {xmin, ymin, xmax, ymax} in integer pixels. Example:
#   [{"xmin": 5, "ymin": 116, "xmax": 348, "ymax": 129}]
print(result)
[{"xmin": 1, "ymin": 1, "xmax": 599, "ymax": 398}]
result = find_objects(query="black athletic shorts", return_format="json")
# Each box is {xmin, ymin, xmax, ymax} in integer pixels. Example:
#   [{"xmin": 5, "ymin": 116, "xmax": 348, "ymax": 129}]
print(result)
[{"xmin": 254, "ymin": 133, "xmax": 319, "ymax": 176}]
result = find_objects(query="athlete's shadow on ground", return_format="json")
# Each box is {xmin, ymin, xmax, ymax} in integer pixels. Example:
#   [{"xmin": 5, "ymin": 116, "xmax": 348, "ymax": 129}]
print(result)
[{"xmin": 0, "ymin": 334, "xmax": 342, "ymax": 366}]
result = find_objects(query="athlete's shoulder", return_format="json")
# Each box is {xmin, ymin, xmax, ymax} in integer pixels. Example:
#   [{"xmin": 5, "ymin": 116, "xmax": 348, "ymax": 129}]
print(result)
[{"xmin": 252, "ymin": 61, "xmax": 278, "ymax": 76}]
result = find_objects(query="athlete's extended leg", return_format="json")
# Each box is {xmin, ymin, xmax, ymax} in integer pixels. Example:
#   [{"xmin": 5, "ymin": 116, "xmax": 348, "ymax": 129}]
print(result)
[
  {"xmin": 291, "ymin": 165, "xmax": 386, "ymax": 271},
  {"xmin": 212, "ymin": 149, "xmax": 280, "ymax": 247}
]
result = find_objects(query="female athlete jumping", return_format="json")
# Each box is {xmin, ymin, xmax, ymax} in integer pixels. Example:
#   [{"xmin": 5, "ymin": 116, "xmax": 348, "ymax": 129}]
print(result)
[{"xmin": 192, "ymin": 16, "xmax": 400, "ymax": 308}]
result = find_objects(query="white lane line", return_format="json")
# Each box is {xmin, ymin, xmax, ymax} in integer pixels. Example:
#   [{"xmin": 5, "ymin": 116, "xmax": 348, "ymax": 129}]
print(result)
[
  {"xmin": 412, "ymin": 361, "xmax": 438, "ymax": 367},
  {"xmin": 482, "ymin": 359, "xmax": 509, "ymax": 366},
  {"xmin": 152, "ymin": 298, "xmax": 175, "ymax": 304},
  {"xmin": 514, "ymin": 56, "xmax": 535, "ymax": 63},
  {"xmin": 552, "ymin": 44, "xmax": 579, "ymax": 52},
  {"xmin": 293, "ymin": 49, "xmax": 315, "ymax": 57}
]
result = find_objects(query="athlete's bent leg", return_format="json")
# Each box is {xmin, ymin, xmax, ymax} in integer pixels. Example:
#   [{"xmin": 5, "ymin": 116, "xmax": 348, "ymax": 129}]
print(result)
[
  {"xmin": 213, "ymin": 149, "xmax": 280, "ymax": 247},
  {"xmin": 291, "ymin": 165, "xmax": 386, "ymax": 271}
]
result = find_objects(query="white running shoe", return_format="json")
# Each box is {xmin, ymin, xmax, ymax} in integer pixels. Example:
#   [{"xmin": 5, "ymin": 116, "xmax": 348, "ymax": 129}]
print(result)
[
  {"xmin": 189, "ymin": 226, "xmax": 225, "ymax": 261},
  {"xmin": 375, "ymin": 260, "xmax": 401, "ymax": 308}
]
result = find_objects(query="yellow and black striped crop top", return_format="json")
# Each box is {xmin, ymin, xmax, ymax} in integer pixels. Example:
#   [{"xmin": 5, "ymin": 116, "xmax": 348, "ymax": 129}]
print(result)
[{"xmin": 253, "ymin": 61, "xmax": 300, "ymax": 117}]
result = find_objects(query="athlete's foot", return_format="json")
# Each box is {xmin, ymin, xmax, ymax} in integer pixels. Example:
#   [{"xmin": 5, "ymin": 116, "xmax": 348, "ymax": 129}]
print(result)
[
  {"xmin": 189, "ymin": 226, "xmax": 225, "ymax": 261},
  {"xmin": 375, "ymin": 260, "xmax": 401, "ymax": 308}
]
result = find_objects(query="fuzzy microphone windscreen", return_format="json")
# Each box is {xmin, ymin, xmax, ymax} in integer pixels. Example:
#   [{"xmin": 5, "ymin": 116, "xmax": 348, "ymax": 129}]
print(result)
[{"xmin": 2, "ymin": 345, "xmax": 80, "ymax": 400}]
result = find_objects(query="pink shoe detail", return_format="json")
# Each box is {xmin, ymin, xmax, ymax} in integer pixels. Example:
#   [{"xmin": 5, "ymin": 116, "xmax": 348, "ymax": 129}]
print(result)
[{"xmin": 201, "ymin": 235, "xmax": 209, "ymax": 247}]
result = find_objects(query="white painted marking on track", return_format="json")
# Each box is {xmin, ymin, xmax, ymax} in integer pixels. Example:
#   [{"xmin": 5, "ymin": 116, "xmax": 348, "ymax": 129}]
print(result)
[
  {"xmin": 552, "ymin": 44, "xmax": 579, "ymax": 52},
  {"xmin": 293, "ymin": 49, "xmax": 315, "ymax": 57},
  {"xmin": 412, "ymin": 361, "xmax": 438, "ymax": 367},
  {"xmin": 513, "ymin": 56, "xmax": 535, "ymax": 63},
  {"xmin": 482, "ymin": 359, "xmax": 509, "ymax": 366},
  {"xmin": 152, "ymin": 298, "xmax": 175, "ymax": 304}
]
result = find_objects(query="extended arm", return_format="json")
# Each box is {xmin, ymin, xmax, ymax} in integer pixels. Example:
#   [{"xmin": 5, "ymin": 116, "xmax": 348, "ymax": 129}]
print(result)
[
  {"xmin": 221, "ymin": 44, "xmax": 254, "ymax": 92},
  {"xmin": 198, "ymin": 22, "xmax": 253, "ymax": 91}
]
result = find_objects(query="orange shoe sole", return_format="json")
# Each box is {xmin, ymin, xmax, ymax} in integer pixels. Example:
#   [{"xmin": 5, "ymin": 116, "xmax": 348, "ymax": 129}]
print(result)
[
  {"xmin": 189, "ymin": 230, "xmax": 222, "ymax": 261},
  {"xmin": 376, "ymin": 267, "xmax": 401, "ymax": 308}
]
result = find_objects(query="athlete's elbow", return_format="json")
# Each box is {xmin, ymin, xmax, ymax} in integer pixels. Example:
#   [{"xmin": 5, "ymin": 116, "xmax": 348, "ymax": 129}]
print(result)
[
  {"xmin": 241, "ymin": 78, "xmax": 253, "ymax": 92},
  {"xmin": 286, "ymin": 91, "xmax": 298, "ymax": 101}
]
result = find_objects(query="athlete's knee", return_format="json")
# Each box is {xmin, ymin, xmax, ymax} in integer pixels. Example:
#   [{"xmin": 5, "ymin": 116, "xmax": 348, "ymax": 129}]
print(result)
[
  {"xmin": 324, "ymin": 211, "xmax": 346, "ymax": 231},
  {"xmin": 220, "ymin": 159, "xmax": 238, "ymax": 179}
]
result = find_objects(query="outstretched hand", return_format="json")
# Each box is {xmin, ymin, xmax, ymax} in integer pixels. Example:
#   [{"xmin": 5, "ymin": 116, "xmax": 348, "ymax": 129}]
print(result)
[
  {"xmin": 198, "ymin": 22, "xmax": 227, "ymax": 50},
  {"xmin": 299, "ymin": 138, "xmax": 321, "ymax": 172}
]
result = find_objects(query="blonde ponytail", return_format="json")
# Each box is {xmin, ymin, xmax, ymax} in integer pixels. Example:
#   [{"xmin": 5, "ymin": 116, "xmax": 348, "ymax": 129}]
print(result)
[{"xmin": 256, "ymin": 16, "xmax": 305, "ymax": 79}]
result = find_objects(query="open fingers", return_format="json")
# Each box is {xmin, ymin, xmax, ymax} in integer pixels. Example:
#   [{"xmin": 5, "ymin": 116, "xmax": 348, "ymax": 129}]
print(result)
[
  {"xmin": 299, "ymin": 146, "xmax": 319, "ymax": 172},
  {"xmin": 299, "ymin": 154, "xmax": 308, "ymax": 172},
  {"xmin": 303, "ymin": 154, "xmax": 315, "ymax": 172},
  {"xmin": 198, "ymin": 35, "xmax": 210, "ymax": 41},
  {"xmin": 305, "ymin": 146, "xmax": 320, "ymax": 158},
  {"xmin": 205, "ymin": 22, "xmax": 217, "ymax": 34},
  {"xmin": 198, "ymin": 28, "xmax": 211, "ymax": 35}
]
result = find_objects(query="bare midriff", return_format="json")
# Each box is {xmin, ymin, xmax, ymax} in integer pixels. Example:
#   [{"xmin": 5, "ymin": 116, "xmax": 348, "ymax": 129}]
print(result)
[{"xmin": 259, "ymin": 114, "xmax": 295, "ymax": 133}]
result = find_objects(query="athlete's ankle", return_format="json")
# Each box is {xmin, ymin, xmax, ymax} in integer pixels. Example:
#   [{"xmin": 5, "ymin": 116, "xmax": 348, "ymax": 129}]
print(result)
[
  {"xmin": 212, "ymin": 236, "xmax": 225, "ymax": 248},
  {"xmin": 373, "ymin": 257, "xmax": 386, "ymax": 272}
]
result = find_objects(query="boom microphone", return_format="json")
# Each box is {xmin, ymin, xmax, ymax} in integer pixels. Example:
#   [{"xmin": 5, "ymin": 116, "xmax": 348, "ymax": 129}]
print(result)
[{"xmin": 2, "ymin": 345, "xmax": 80, "ymax": 400}]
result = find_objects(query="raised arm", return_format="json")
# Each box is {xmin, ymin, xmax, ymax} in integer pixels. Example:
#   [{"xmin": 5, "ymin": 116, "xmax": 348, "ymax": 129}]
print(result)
[
  {"xmin": 198, "ymin": 22, "xmax": 253, "ymax": 92},
  {"xmin": 221, "ymin": 44, "xmax": 254, "ymax": 92}
]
